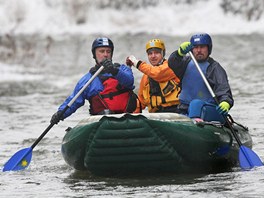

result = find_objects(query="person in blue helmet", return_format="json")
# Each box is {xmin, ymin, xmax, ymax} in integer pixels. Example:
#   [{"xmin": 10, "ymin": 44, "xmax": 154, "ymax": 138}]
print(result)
[
  {"xmin": 50, "ymin": 37, "xmax": 137, "ymax": 124},
  {"xmin": 168, "ymin": 33, "xmax": 233, "ymax": 123}
]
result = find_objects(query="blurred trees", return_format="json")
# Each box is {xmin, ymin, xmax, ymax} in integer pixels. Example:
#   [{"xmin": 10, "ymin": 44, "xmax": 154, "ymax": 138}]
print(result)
[
  {"xmin": 44, "ymin": 0, "xmax": 264, "ymax": 23},
  {"xmin": 92, "ymin": 0, "xmax": 264, "ymax": 21},
  {"xmin": 221, "ymin": 0, "xmax": 264, "ymax": 21}
]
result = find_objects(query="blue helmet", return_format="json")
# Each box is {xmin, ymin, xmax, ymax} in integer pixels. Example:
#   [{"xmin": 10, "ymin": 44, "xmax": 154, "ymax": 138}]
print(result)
[
  {"xmin": 190, "ymin": 33, "xmax": 212, "ymax": 55},
  {"xmin": 91, "ymin": 37, "xmax": 114, "ymax": 59}
]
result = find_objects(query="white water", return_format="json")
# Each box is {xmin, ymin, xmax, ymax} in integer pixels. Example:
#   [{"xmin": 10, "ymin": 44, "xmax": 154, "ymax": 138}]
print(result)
[{"xmin": 0, "ymin": 0, "xmax": 264, "ymax": 35}]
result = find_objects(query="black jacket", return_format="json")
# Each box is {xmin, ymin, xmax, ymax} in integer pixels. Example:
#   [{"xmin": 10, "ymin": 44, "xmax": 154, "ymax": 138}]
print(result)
[{"xmin": 168, "ymin": 50, "xmax": 234, "ymax": 108}]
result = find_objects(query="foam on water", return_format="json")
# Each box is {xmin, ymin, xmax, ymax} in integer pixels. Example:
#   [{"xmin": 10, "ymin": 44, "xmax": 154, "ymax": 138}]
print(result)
[{"xmin": 0, "ymin": 0, "xmax": 263, "ymax": 35}]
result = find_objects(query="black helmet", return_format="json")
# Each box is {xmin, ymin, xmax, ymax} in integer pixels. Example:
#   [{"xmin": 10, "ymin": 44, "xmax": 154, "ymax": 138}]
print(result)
[
  {"xmin": 91, "ymin": 37, "xmax": 114, "ymax": 59},
  {"xmin": 190, "ymin": 33, "xmax": 212, "ymax": 55}
]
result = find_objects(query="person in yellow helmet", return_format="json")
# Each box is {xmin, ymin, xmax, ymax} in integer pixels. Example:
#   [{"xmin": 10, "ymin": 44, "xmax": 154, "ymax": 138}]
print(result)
[{"xmin": 126, "ymin": 39, "xmax": 181, "ymax": 113}]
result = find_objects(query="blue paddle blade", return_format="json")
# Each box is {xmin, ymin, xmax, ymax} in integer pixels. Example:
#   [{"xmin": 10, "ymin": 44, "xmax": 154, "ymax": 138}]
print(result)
[
  {"xmin": 3, "ymin": 147, "xmax": 32, "ymax": 172},
  {"xmin": 239, "ymin": 145, "xmax": 263, "ymax": 170}
]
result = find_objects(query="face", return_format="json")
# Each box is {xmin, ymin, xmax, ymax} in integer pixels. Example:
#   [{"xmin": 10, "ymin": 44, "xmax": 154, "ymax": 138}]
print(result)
[
  {"xmin": 95, "ymin": 47, "xmax": 112, "ymax": 63},
  {"xmin": 192, "ymin": 45, "xmax": 209, "ymax": 62},
  {"xmin": 147, "ymin": 49, "xmax": 163, "ymax": 66}
]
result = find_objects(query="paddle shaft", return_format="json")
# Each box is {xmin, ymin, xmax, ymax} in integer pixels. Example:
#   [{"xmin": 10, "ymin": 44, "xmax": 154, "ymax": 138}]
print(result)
[
  {"xmin": 31, "ymin": 66, "xmax": 105, "ymax": 149},
  {"xmin": 188, "ymin": 52, "xmax": 243, "ymax": 146}
]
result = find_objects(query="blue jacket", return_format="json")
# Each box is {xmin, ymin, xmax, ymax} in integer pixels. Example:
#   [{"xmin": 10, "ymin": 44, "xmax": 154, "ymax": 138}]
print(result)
[
  {"xmin": 168, "ymin": 51, "xmax": 234, "ymax": 108},
  {"xmin": 58, "ymin": 64, "xmax": 134, "ymax": 118}
]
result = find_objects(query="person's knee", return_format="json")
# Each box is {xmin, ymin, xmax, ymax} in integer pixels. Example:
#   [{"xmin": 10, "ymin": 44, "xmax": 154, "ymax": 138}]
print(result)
[{"xmin": 188, "ymin": 99, "xmax": 206, "ymax": 118}]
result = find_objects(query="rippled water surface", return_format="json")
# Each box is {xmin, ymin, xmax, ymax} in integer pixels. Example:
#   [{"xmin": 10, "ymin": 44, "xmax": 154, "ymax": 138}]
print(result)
[{"xmin": 1, "ymin": 34, "xmax": 264, "ymax": 197}]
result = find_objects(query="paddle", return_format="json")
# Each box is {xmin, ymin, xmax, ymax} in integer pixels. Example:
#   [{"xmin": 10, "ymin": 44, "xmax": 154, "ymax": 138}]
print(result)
[
  {"xmin": 189, "ymin": 51, "xmax": 263, "ymax": 169},
  {"xmin": 3, "ymin": 66, "xmax": 105, "ymax": 172}
]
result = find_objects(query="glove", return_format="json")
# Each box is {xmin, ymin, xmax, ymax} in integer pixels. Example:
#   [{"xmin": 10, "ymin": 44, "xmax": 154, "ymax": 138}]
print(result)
[
  {"xmin": 50, "ymin": 111, "xmax": 64, "ymax": 125},
  {"xmin": 111, "ymin": 63, "xmax": 120, "ymax": 75},
  {"xmin": 126, "ymin": 55, "xmax": 140, "ymax": 68},
  {"xmin": 216, "ymin": 101, "xmax": 230, "ymax": 116},
  {"xmin": 178, "ymin": 42, "xmax": 193, "ymax": 56},
  {"xmin": 100, "ymin": 58, "xmax": 113, "ymax": 69},
  {"xmin": 100, "ymin": 59, "xmax": 119, "ymax": 75}
]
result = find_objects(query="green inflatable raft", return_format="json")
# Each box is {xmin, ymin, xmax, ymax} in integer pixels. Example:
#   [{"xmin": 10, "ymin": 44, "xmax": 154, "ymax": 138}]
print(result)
[{"xmin": 61, "ymin": 113, "xmax": 252, "ymax": 176}]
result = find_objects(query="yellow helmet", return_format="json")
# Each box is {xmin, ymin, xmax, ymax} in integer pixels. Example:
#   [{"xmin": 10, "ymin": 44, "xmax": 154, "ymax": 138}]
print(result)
[{"xmin": 146, "ymin": 39, "xmax": 165, "ymax": 56}]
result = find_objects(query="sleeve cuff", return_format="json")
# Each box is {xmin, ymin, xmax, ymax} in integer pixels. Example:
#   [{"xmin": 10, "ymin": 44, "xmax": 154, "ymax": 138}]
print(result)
[{"xmin": 136, "ymin": 61, "xmax": 142, "ymax": 69}]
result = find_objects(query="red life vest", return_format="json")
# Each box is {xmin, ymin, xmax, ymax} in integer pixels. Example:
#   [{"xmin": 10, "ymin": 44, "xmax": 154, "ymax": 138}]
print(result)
[{"xmin": 89, "ymin": 77, "xmax": 132, "ymax": 115}]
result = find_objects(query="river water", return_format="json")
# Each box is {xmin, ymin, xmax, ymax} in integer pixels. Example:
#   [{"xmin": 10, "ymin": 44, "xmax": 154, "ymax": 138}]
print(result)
[{"xmin": 1, "ymin": 33, "xmax": 264, "ymax": 197}]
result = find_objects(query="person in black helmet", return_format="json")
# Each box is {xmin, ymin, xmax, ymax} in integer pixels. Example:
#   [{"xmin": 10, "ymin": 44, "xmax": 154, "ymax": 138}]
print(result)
[
  {"xmin": 168, "ymin": 33, "xmax": 233, "ymax": 123},
  {"xmin": 50, "ymin": 37, "xmax": 136, "ymax": 125}
]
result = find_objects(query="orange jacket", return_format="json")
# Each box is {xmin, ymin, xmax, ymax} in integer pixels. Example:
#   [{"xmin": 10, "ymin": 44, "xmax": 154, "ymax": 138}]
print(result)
[{"xmin": 135, "ymin": 60, "xmax": 181, "ymax": 113}]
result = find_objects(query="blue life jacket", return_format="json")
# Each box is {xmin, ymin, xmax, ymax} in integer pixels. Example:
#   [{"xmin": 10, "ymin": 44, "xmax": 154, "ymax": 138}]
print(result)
[{"xmin": 179, "ymin": 60, "xmax": 214, "ymax": 105}]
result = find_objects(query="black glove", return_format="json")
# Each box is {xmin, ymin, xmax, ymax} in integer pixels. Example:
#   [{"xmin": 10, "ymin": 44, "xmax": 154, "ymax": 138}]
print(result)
[
  {"xmin": 111, "ymin": 63, "xmax": 120, "ymax": 75},
  {"xmin": 100, "ymin": 59, "xmax": 119, "ymax": 75},
  {"xmin": 50, "ymin": 111, "xmax": 64, "ymax": 125},
  {"xmin": 100, "ymin": 58, "xmax": 113, "ymax": 68}
]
